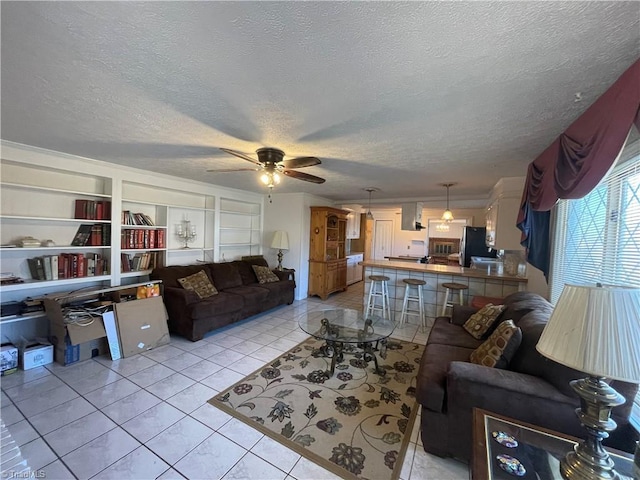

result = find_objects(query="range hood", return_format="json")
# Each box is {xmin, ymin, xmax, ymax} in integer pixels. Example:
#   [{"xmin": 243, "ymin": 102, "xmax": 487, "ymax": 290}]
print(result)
[{"xmin": 401, "ymin": 202, "xmax": 425, "ymax": 231}]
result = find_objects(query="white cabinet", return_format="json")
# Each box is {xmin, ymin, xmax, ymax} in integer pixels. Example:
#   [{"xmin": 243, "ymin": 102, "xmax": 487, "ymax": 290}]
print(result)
[
  {"xmin": 346, "ymin": 253, "xmax": 364, "ymax": 285},
  {"xmin": 486, "ymin": 177, "xmax": 525, "ymax": 251},
  {"xmin": 345, "ymin": 211, "xmax": 361, "ymax": 239}
]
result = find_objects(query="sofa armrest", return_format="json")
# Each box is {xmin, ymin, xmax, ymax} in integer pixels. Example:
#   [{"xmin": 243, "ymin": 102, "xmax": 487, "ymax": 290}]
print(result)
[
  {"xmin": 164, "ymin": 286, "xmax": 200, "ymax": 306},
  {"xmin": 450, "ymin": 305, "xmax": 479, "ymax": 325},
  {"xmin": 273, "ymin": 269, "xmax": 295, "ymax": 282},
  {"xmin": 447, "ymin": 361, "xmax": 577, "ymax": 408}
]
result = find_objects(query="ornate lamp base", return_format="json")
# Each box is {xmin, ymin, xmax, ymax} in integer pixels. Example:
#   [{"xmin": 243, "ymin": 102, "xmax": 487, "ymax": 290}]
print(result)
[
  {"xmin": 276, "ymin": 249, "xmax": 284, "ymax": 271},
  {"xmin": 559, "ymin": 376, "xmax": 625, "ymax": 480}
]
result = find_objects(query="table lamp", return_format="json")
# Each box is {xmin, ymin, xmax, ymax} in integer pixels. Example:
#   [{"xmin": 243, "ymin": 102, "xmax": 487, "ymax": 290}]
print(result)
[
  {"xmin": 536, "ymin": 284, "xmax": 640, "ymax": 480},
  {"xmin": 271, "ymin": 231, "xmax": 289, "ymax": 271}
]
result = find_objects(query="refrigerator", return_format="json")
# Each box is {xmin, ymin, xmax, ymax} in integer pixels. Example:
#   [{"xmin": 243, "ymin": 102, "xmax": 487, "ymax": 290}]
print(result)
[{"xmin": 460, "ymin": 226, "xmax": 497, "ymax": 268}]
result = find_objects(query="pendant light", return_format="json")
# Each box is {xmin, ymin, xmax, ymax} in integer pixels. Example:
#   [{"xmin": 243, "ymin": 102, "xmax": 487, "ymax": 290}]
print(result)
[
  {"xmin": 441, "ymin": 183, "xmax": 456, "ymax": 223},
  {"xmin": 363, "ymin": 187, "xmax": 379, "ymax": 220}
]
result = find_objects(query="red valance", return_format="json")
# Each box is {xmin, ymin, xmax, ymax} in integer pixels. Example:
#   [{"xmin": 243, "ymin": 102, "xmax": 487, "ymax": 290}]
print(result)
[{"xmin": 517, "ymin": 59, "xmax": 640, "ymax": 278}]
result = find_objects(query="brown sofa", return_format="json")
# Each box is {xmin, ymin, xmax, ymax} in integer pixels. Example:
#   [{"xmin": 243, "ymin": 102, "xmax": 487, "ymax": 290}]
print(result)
[
  {"xmin": 416, "ymin": 291, "xmax": 639, "ymax": 462},
  {"xmin": 150, "ymin": 258, "xmax": 295, "ymax": 341}
]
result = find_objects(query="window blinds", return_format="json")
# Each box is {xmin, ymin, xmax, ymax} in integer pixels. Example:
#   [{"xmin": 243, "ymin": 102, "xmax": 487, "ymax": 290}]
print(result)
[{"xmin": 549, "ymin": 141, "xmax": 640, "ymax": 304}]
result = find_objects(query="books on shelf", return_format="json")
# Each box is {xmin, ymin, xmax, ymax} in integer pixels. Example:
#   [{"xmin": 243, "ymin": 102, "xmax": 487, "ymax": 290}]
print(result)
[
  {"xmin": 121, "ymin": 211, "xmax": 155, "ymax": 226},
  {"xmin": 71, "ymin": 224, "xmax": 111, "ymax": 246},
  {"xmin": 74, "ymin": 200, "xmax": 111, "ymax": 220},
  {"xmin": 120, "ymin": 228, "xmax": 165, "ymax": 249},
  {"xmin": 121, "ymin": 251, "xmax": 162, "ymax": 272},
  {"xmin": 28, "ymin": 253, "xmax": 108, "ymax": 280}
]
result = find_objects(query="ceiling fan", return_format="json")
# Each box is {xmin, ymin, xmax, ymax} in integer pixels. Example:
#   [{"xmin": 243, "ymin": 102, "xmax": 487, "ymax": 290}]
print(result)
[{"xmin": 208, "ymin": 147, "xmax": 326, "ymax": 200}]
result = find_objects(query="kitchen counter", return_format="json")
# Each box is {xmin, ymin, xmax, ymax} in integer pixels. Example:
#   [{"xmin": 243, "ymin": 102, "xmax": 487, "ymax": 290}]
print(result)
[
  {"xmin": 360, "ymin": 260, "xmax": 528, "ymax": 282},
  {"xmin": 383, "ymin": 255, "xmax": 423, "ymax": 262},
  {"xmin": 360, "ymin": 260, "xmax": 528, "ymax": 326}
]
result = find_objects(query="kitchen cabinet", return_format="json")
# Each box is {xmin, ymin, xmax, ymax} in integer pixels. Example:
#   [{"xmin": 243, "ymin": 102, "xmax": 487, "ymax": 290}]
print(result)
[
  {"xmin": 486, "ymin": 177, "xmax": 525, "ymax": 251},
  {"xmin": 346, "ymin": 253, "xmax": 364, "ymax": 285},
  {"xmin": 308, "ymin": 206, "xmax": 349, "ymax": 299},
  {"xmin": 345, "ymin": 210, "xmax": 361, "ymax": 239}
]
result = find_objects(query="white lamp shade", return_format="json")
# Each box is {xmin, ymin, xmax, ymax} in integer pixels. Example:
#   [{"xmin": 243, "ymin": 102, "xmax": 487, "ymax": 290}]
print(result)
[
  {"xmin": 271, "ymin": 231, "xmax": 289, "ymax": 250},
  {"xmin": 536, "ymin": 284, "xmax": 640, "ymax": 382}
]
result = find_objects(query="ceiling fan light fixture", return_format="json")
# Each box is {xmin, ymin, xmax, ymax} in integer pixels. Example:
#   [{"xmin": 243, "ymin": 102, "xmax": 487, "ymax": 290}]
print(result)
[{"xmin": 440, "ymin": 183, "xmax": 456, "ymax": 223}]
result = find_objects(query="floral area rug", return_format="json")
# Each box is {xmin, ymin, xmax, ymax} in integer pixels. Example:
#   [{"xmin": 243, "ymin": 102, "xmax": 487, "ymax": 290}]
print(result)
[{"xmin": 208, "ymin": 335, "xmax": 425, "ymax": 480}]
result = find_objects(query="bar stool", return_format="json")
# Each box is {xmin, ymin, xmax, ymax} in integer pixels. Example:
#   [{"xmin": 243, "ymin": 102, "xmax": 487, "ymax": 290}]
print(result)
[
  {"xmin": 399, "ymin": 278, "xmax": 426, "ymax": 329},
  {"xmin": 441, "ymin": 282, "xmax": 468, "ymax": 316},
  {"xmin": 365, "ymin": 275, "xmax": 391, "ymax": 320}
]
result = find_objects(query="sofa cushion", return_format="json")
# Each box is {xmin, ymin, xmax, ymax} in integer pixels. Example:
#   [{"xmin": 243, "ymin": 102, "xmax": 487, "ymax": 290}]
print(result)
[
  {"xmin": 223, "ymin": 285, "xmax": 270, "ymax": 305},
  {"xmin": 462, "ymin": 304, "xmax": 506, "ymax": 339},
  {"xmin": 209, "ymin": 262, "xmax": 243, "ymax": 290},
  {"xmin": 252, "ymin": 265, "xmax": 280, "ymax": 284},
  {"xmin": 177, "ymin": 270, "xmax": 218, "ymax": 299},
  {"xmin": 151, "ymin": 264, "xmax": 212, "ymax": 288},
  {"xmin": 234, "ymin": 261, "xmax": 259, "ymax": 285},
  {"xmin": 188, "ymin": 292, "xmax": 245, "ymax": 320},
  {"xmin": 427, "ymin": 317, "xmax": 484, "ymax": 350},
  {"xmin": 416, "ymin": 343, "xmax": 475, "ymax": 413},
  {"xmin": 256, "ymin": 279, "xmax": 296, "ymax": 299},
  {"xmin": 470, "ymin": 320, "xmax": 522, "ymax": 369}
]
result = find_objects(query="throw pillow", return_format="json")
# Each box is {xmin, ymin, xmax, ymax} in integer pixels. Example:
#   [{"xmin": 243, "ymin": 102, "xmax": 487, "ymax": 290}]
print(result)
[
  {"xmin": 469, "ymin": 320, "xmax": 522, "ymax": 369},
  {"xmin": 252, "ymin": 265, "xmax": 280, "ymax": 284},
  {"xmin": 463, "ymin": 303, "xmax": 506, "ymax": 339},
  {"xmin": 177, "ymin": 270, "xmax": 218, "ymax": 299}
]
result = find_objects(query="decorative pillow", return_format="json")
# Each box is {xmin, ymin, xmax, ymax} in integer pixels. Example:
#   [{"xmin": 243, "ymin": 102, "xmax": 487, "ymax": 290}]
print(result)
[
  {"xmin": 177, "ymin": 270, "xmax": 218, "ymax": 299},
  {"xmin": 252, "ymin": 265, "xmax": 280, "ymax": 284},
  {"xmin": 463, "ymin": 303, "xmax": 506, "ymax": 339},
  {"xmin": 470, "ymin": 320, "xmax": 522, "ymax": 369}
]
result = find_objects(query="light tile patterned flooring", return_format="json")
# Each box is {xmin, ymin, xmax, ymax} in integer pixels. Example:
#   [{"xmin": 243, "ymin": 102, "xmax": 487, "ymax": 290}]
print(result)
[{"xmin": 0, "ymin": 282, "xmax": 469, "ymax": 480}]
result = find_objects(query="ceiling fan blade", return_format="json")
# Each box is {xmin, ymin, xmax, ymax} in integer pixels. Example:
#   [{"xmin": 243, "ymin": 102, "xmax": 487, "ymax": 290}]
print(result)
[
  {"xmin": 283, "ymin": 170, "xmax": 326, "ymax": 184},
  {"xmin": 220, "ymin": 148, "xmax": 261, "ymax": 166},
  {"xmin": 207, "ymin": 167, "xmax": 259, "ymax": 173},
  {"xmin": 281, "ymin": 156, "xmax": 321, "ymax": 169}
]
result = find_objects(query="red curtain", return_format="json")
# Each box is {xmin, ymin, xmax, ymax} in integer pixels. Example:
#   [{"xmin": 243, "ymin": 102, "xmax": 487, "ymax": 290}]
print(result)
[{"xmin": 517, "ymin": 59, "xmax": 640, "ymax": 278}]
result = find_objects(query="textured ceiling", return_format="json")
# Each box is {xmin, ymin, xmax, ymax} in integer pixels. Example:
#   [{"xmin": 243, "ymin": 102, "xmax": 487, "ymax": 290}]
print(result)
[{"xmin": 1, "ymin": 2, "xmax": 639, "ymax": 205}]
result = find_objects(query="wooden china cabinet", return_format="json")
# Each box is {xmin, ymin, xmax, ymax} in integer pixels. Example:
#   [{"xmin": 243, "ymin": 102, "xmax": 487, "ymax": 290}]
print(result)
[{"xmin": 308, "ymin": 206, "xmax": 349, "ymax": 299}]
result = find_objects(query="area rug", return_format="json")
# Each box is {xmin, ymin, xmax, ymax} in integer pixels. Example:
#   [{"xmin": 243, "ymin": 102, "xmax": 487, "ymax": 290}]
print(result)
[{"xmin": 208, "ymin": 335, "xmax": 425, "ymax": 480}]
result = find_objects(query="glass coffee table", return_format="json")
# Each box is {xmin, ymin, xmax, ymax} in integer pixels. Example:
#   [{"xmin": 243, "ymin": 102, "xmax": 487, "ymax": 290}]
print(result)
[{"xmin": 298, "ymin": 308, "xmax": 395, "ymax": 378}]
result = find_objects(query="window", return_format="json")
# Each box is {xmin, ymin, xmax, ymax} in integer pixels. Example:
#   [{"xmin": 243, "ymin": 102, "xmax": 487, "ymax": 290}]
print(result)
[
  {"xmin": 549, "ymin": 137, "xmax": 640, "ymax": 428},
  {"xmin": 550, "ymin": 142, "xmax": 640, "ymax": 302}
]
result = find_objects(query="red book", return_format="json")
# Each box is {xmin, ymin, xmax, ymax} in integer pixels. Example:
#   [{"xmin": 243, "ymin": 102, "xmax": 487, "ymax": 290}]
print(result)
[
  {"xmin": 149, "ymin": 229, "xmax": 156, "ymax": 249},
  {"xmin": 58, "ymin": 254, "xmax": 65, "ymax": 279},
  {"xmin": 77, "ymin": 254, "xmax": 86, "ymax": 277},
  {"xmin": 90, "ymin": 225, "xmax": 101, "ymax": 246},
  {"xmin": 157, "ymin": 229, "xmax": 165, "ymax": 248},
  {"xmin": 96, "ymin": 202, "xmax": 103, "ymax": 221},
  {"xmin": 74, "ymin": 200, "xmax": 89, "ymax": 219}
]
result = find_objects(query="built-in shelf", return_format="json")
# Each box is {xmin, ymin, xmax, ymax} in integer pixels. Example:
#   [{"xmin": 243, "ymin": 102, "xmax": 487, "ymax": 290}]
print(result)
[{"xmin": 0, "ymin": 274, "xmax": 111, "ymax": 292}]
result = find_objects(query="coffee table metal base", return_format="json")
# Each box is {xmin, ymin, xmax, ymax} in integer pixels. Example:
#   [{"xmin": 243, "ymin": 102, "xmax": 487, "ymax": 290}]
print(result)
[{"xmin": 320, "ymin": 338, "xmax": 388, "ymax": 378}]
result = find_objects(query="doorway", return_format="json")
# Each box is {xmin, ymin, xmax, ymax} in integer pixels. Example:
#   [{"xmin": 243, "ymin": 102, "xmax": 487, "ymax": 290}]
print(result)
[{"xmin": 373, "ymin": 220, "xmax": 393, "ymax": 260}]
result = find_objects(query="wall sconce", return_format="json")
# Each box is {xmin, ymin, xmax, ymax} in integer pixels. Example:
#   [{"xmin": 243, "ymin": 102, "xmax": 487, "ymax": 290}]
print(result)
[
  {"xmin": 271, "ymin": 231, "xmax": 289, "ymax": 271},
  {"xmin": 176, "ymin": 219, "xmax": 196, "ymax": 249}
]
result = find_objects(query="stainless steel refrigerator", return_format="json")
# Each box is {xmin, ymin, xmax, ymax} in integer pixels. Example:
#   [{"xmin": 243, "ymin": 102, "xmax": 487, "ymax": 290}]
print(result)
[{"xmin": 459, "ymin": 226, "xmax": 497, "ymax": 267}]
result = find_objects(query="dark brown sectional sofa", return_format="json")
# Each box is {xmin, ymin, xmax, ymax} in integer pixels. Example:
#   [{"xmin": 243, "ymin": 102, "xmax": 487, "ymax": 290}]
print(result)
[
  {"xmin": 416, "ymin": 291, "xmax": 639, "ymax": 462},
  {"xmin": 150, "ymin": 258, "xmax": 295, "ymax": 341}
]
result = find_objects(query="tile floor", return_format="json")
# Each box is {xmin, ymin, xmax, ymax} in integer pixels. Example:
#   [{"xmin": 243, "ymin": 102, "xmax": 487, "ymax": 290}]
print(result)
[{"xmin": 0, "ymin": 282, "xmax": 469, "ymax": 480}]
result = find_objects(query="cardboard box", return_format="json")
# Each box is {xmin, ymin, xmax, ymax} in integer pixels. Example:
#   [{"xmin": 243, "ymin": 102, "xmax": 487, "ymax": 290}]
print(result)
[
  {"xmin": 1, "ymin": 343, "xmax": 18, "ymax": 376},
  {"xmin": 20, "ymin": 341, "xmax": 54, "ymax": 370},
  {"xmin": 114, "ymin": 296, "xmax": 169, "ymax": 357},
  {"xmin": 44, "ymin": 297, "xmax": 109, "ymax": 366},
  {"xmin": 55, "ymin": 337, "xmax": 107, "ymax": 366}
]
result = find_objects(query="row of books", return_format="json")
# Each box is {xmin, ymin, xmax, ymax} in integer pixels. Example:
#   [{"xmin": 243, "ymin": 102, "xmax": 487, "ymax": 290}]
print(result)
[
  {"xmin": 71, "ymin": 224, "xmax": 111, "ymax": 246},
  {"xmin": 122, "ymin": 211, "xmax": 155, "ymax": 226},
  {"xmin": 121, "ymin": 228, "xmax": 166, "ymax": 250},
  {"xmin": 28, "ymin": 253, "xmax": 108, "ymax": 281},
  {"xmin": 74, "ymin": 200, "xmax": 111, "ymax": 220},
  {"xmin": 121, "ymin": 252, "xmax": 162, "ymax": 272}
]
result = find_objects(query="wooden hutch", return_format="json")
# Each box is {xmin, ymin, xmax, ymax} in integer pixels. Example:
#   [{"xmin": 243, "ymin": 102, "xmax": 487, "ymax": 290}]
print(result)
[{"xmin": 308, "ymin": 206, "xmax": 349, "ymax": 299}]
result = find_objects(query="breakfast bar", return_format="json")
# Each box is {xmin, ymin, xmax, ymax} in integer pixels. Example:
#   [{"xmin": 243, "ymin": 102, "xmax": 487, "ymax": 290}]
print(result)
[{"xmin": 360, "ymin": 260, "xmax": 528, "ymax": 327}]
